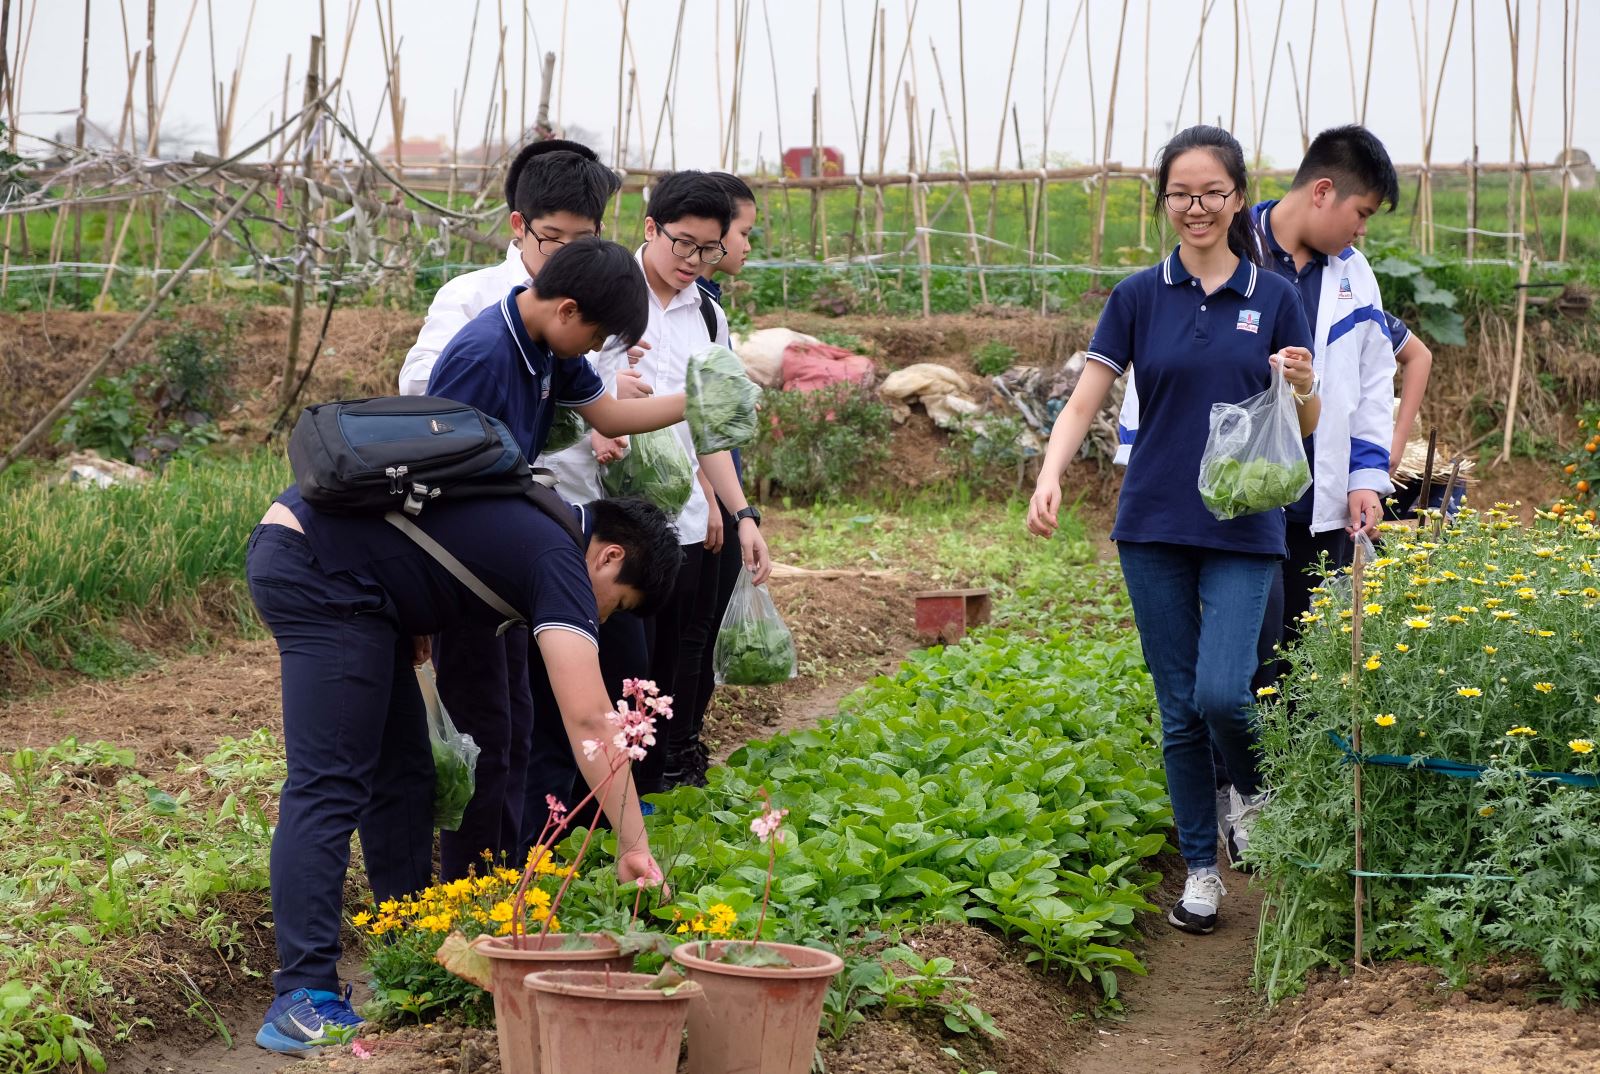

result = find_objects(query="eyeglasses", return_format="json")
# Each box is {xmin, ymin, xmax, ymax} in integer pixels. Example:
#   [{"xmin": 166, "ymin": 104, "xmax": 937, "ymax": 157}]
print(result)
[
  {"xmin": 658, "ymin": 224, "xmax": 726, "ymax": 265},
  {"xmin": 1160, "ymin": 189, "xmax": 1236, "ymax": 213},
  {"xmin": 521, "ymin": 233, "xmax": 569, "ymax": 256}
]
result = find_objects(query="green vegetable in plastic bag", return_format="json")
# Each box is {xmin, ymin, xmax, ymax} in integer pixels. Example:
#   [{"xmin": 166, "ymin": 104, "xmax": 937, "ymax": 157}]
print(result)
[
  {"xmin": 544, "ymin": 404, "xmax": 586, "ymax": 453},
  {"xmin": 1196, "ymin": 365, "xmax": 1313, "ymax": 521},
  {"xmin": 417, "ymin": 664, "xmax": 479, "ymax": 831},
  {"xmin": 1199, "ymin": 456, "xmax": 1314, "ymax": 520},
  {"xmin": 601, "ymin": 427, "xmax": 694, "ymax": 516},
  {"xmin": 713, "ymin": 568, "xmax": 798, "ymax": 685},
  {"xmin": 685, "ymin": 344, "xmax": 761, "ymax": 453}
]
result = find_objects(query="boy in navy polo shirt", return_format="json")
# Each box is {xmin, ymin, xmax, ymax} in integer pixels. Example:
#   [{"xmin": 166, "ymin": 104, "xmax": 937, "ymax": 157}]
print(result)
[
  {"xmin": 425, "ymin": 237, "xmax": 688, "ymax": 880},
  {"xmin": 247, "ymin": 493, "xmax": 680, "ymax": 1054},
  {"xmin": 1028, "ymin": 126, "xmax": 1317, "ymax": 937}
]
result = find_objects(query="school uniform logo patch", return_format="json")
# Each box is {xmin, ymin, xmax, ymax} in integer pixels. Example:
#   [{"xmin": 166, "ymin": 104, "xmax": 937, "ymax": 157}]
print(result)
[
  {"xmin": 1236, "ymin": 309, "xmax": 1261, "ymax": 334},
  {"xmin": 1338, "ymin": 276, "xmax": 1354, "ymax": 299},
  {"xmin": 540, "ymin": 373, "xmax": 551, "ymax": 400}
]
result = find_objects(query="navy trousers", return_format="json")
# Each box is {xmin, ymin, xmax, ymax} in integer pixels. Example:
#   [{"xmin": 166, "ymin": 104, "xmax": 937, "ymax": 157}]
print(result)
[
  {"xmin": 434, "ymin": 622, "xmax": 534, "ymax": 880},
  {"xmin": 246, "ymin": 525, "xmax": 434, "ymax": 997}
]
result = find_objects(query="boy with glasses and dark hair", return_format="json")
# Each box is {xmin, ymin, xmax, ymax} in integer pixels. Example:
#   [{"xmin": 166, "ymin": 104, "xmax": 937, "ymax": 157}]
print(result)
[{"xmin": 536, "ymin": 169, "xmax": 773, "ymax": 807}]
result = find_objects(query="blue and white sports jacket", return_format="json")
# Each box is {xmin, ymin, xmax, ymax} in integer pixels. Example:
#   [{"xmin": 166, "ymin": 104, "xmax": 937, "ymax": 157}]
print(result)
[{"xmin": 1112, "ymin": 209, "xmax": 1396, "ymax": 536}]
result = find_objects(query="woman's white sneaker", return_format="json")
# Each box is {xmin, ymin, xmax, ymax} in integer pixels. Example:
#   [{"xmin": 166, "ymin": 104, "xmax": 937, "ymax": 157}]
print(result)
[{"xmin": 1167, "ymin": 870, "xmax": 1227, "ymax": 934}]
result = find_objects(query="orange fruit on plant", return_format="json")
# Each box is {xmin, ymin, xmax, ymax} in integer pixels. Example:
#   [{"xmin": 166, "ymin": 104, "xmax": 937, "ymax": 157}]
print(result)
[
  {"xmin": 1589, "ymin": 442, "xmax": 1599, "ymax": 453},
  {"xmin": 1580, "ymin": 480, "xmax": 1593, "ymax": 493},
  {"xmin": 1588, "ymin": 509, "xmax": 1598, "ymax": 521},
  {"xmin": 1569, "ymin": 464, "xmax": 1581, "ymax": 474}
]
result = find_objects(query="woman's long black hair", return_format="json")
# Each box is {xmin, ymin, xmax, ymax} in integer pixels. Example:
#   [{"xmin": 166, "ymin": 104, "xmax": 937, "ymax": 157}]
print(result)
[{"xmin": 1155, "ymin": 125, "xmax": 1262, "ymax": 266}]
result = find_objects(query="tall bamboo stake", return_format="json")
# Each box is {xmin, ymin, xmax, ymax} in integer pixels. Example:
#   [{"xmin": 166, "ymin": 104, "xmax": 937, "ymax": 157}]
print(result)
[
  {"xmin": 1505, "ymin": 0, "xmax": 1519, "ymax": 257},
  {"xmin": 905, "ymin": 84, "xmax": 930, "ymax": 318},
  {"xmin": 645, "ymin": 0, "xmax": 688, "ymax": 170},
  {"xmin": 845, "ymin": 0, "xmax": 877, "ymax": 260},
  {"xmin": 1093, "ymin": 0, "xmax": 1130, "ymax": 267},
  {"xmin": 1421, "ymin": 1, "xmax": 1463, "ymax": 255},
  {"xmin": 1231, "ymin": 0, "xmax": 1241, "ymax": 129},
  {"xmin": 1361, "ymin": 0, "xmax": 1380, "ymax": 122},
  {"xmin": 1557, "ymin": 0, "xmax": 1577, "ymax": 261},
  {"xmin": 929, "ymin": 42, "xmax": 986, "ymax": 301},
  {"xmin": 1255, "ymin": 0, "xmax": 1287, "ymax": 169},
  {"xmin": 1498, "ymin": 245, "xmax": 1533, "ymax": 463},
  {"xmin": 72, "ymin": 0, "xmax": 89, "ymax": 265},
  {"xmin": 1468, "ymin": 0, "xmax": 1479, "ymax": 258},
  {"xmin": 812, "ymin": 0, "xmax": 827, "ymax": 259},
  {"xmin": 613, "ymin": 0, "xmax": 628, "ymax": 169},
  {"xmin": 1197, "ymin": 2, "xmax": 1204, "ymax": 122},
  {"xmin": 1339, "ymin": 0, "xmax": 1359, "ymax": 116},
  {"xmin": 1350, "ymin": 540, "xmax": 1368, "ymax": 969},
  {"xmin": 1302, "ymin": 0, "xmax": 1320, "ymax": 150},
  {"xmin": 282, "ymin": 35, "xmax": 323, "ymax": 408},
  {"xmin": 984, "ymin": 0, "xmax": 1025, "ymax": 249},
  {"xmin": 1139, "ymin": 0, "xmax": 1150, "ymax": 250}
]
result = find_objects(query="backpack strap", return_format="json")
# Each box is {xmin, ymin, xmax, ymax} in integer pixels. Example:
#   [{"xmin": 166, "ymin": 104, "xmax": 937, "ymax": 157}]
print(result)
[
  {"xmin": 697, "ymin": 288, "xmax": 719, "ymax": 342},
  {"xmin": 384, "ymin": 511, "xmax": 525, "ymax": 636}
]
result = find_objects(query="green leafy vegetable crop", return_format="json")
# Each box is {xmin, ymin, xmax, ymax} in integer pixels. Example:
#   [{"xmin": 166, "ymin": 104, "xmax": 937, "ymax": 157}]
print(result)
[
  {"xmin": 714, "ymin": 617, "xmax": 797, "ymax": 685},
  {"xmin": 601, "ymin": 428, "xmax": 694, "ymax": 516}
]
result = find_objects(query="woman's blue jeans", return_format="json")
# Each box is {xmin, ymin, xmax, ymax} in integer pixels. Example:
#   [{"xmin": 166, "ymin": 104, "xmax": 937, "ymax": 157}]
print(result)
[{"xmin": 1118, "ymin": 541, "xmax": 1277, "ymax": 869}]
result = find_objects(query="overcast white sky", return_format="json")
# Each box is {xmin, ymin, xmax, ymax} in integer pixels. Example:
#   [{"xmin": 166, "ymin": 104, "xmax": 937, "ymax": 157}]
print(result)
[{"xmin": 11, "ymin": 0, "xmax": 1596, "ymax": 175}]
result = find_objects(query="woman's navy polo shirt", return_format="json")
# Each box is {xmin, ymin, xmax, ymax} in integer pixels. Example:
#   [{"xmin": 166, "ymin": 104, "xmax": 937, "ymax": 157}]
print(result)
[
  {"xmin": 426, "ymin": 285, "xmax": 605, "ymax": 459},
  {"xmin": 276, "ymin": 485, "xmax": 601, "ymax": 643},
  {"xmin": 1087, "ymin": 248, "xmax": 1314, "ymax": 557}
]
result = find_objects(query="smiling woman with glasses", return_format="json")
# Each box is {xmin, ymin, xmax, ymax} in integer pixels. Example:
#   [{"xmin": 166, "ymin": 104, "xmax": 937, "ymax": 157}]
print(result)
[{"xmin": 1160, "ymin": 189, "xmax": 1238, "ymax": 213}]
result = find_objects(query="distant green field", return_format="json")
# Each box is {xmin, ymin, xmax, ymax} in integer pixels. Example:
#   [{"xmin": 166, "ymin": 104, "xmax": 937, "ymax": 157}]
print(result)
[{"xmin": 3, "ymin": 168, "xmax": 1596, "ymax": 318}]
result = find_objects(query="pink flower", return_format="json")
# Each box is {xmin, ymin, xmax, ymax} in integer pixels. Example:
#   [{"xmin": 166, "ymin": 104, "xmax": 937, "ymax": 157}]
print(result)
[
  {"xmin": 545, "ymin": 794, "xmax": 567, "ymax": 818},
  {"xmin": 581, "ymin": 738, "xmax": 602, "ymax": 760},
  {"xmin": 751, "ymin": 806, "xmax": 789, "ymax": 844},
  {"xmin": 351, "ymin": 1041, "xmax": 373, "ymax": 1059}
]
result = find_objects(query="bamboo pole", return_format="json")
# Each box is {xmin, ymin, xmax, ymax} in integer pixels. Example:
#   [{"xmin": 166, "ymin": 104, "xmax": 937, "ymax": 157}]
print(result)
[
  {"xmin": 928, "ymin": 42, "xmax": 986, "ymax": 302},
  {"xmin": 1498, "ymin": 246, "xmax": 1533, "ymax": 463},
  {"xmin": 1421, "ymin": 1, "xmax": 1463, "ymax": 255},
  {"xmin": 645, "ymin": 0, "xmax": 687, "ymax": 170},
  {"xmin": 1139, "ymin": 0, "xmax": 1150, "ymax": 250},
  {"xmin": 1231, "ymin": 0, "xmax": 1241, "ymax": 129},
  {"xmin": 1197, "ymin": 2, "xmax": 1204, "ymax": 123},
  {"xmin": 1093, "ymin": 0, "xmax": 1130, "ymax": 267},
  {"xmin": 905, "ymin": 85, "xmax": 930, "ymax": 319},
  {"xmin": 1468, "ymin": 0, "xmax": 1478, "ymax": 259},
  {"xmin": 1256, "ymin": 0, "xmax": 1287, "ymax": 170},
  {"xmin": 845, "ymin": 0, "xmax": 877, "ymax": 260},
  {"xmin": 812, "ymin": 0, "xmax": 827, "ymax": 260},
  {"xmin": 72, "ymin": 0, "xmax": 89, "ymax": 265},
  {"xmin": 1361, "ymin": 0, "xmax": 1380, "ymax": 123},
  {"xmin": 1350, "ymin": 540, "xmax": 1368, "ymax": 969},
  {"xmin": 1557, "ymin": 0, "xmax": 1577, "ymax": 261},
  {"xmin": 1339, "ymin": 0, "xmax": 1359, "ymax": 117},
  {"xmin": 984, "ymin": 0, "xmax": 1026, "ymax": 252},
  {"xmin": 282, "ymin": 35, "xmax": 323, "ymax": 409},
  {"xmin": 759, "ymin": 0, "xmax": 796, "ymax": 269},
  {"xmin": 1505, "ymin": 0, "xmax": 1519, "ymax": 257},
  {"xmin": 519, "ymin": 0, "xmax": 527, "ymax": 138},
  {"xmin": 1303, "ymin": 0, "xmax": 1319, "ymax": 146}
]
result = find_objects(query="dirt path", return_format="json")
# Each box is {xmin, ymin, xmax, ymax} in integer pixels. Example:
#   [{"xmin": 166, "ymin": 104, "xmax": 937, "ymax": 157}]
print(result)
[{"xmin": 1072, "ymin": 875, "xmax": 1264, "ymax": 1074}]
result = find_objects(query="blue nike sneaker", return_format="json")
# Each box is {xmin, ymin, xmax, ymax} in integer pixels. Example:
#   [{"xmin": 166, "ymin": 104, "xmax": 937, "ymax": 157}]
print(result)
[
  {"xmin": 306, "ymin": 985, "xmax": 364, "ymax": 1034},
  {"xmin": 255, "ymin": 989, "xmax": 334, "ymax": 1055}
]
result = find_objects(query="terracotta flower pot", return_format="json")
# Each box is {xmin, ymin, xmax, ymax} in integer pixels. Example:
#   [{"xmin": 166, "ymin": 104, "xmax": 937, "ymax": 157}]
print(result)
[
  {"xmin": 471, "ymin": 932, "xmax": 633, "ymax": 1074},
  {"xmin": 524, "ymin": 969, "xmax": 701, "ymax": 1074},
  {"xmin": 669, "ymin": 940, "xmax": 844, "ymax": 1074}
]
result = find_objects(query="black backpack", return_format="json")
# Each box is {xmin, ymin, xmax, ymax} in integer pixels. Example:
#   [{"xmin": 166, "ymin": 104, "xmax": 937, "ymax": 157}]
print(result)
[{"xmin": 287, "ymin": 396, "xmax": 581, "ymax": 630}]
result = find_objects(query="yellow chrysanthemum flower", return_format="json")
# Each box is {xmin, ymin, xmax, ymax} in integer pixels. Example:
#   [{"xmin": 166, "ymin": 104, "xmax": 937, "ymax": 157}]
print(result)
[
  {"xmin": 1394, "ymin": 643, "xmax": 1410, "ymax": 653},
  {"xmin": 1373, "ymin": 714, "xmax": 1397, "ymax": 727},
  {"xmin": 1506, "ymin": 726, "xmax": 1537, "ymax": 737},
  {"xmin": 1364, "ymin": 603, "xmax": 1384, "ymax": 616},
  {"xmin": 1457, "ymin": 687, "xmax": 1484, "ymax": 698},
  {"xmin": 1533, "ymin": 682, "xmax": 1555, "ymax": 694},
  {"xmin": 1570, "ymin": 740, "xmax": 1595, "ymax": 755},
  {"xmin": 1483, "ymin": 646, "xmax": 1498, "ymax": 655},
  {"xmin": 1405, "ymin": 617, "xmax": 1432, "ymax": 630},
  {"xmin": 1256, "ymin": 686, "xmax": 1279, "ymax": 698}
]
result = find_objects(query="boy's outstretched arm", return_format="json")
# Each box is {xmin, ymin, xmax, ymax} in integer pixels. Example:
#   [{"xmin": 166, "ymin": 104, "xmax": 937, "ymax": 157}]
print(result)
[
  {"xmin": 1390, "ymin": 335, "xmax": 1433, "ymax": 477},
  {"xmin": 575, "ymin": 393, "xmax": 687, "ymax": 437}
]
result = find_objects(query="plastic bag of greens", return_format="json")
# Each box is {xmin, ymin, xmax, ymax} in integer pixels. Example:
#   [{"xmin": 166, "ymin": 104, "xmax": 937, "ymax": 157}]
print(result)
[
  {"xmin": 713, "ymin": 568, "xmax": 798, "ymax": 686},
  {"xmin": 601, "ymin": 427, "xmax": 694, "ymax": 516},
  {"xmin": 417, "ymin": 663, "xmax": 479, "ymax": 832},
  {"xmin": 544, "ymin": 404, "xmax": 586, "ymax": 453},
  {"xmin": 1197, "ymin": 364, "xmax": 1312, "ymax": 521},
  {"xmin": 685, "ymin": 344, "xmax": 762, "ymax": 453}
]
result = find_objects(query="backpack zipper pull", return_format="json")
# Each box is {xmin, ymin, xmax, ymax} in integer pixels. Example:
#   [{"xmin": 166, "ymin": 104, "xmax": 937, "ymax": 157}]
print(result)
[{"xmin": 386, "ymin": 464, "xmax": 409, "ymax": 495}]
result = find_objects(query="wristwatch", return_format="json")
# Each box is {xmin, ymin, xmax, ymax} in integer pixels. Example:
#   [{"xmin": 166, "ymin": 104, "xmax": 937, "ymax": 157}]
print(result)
[{"xmin": 734, "ymin": 506, "xmax": 762, "ymax": 526}]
